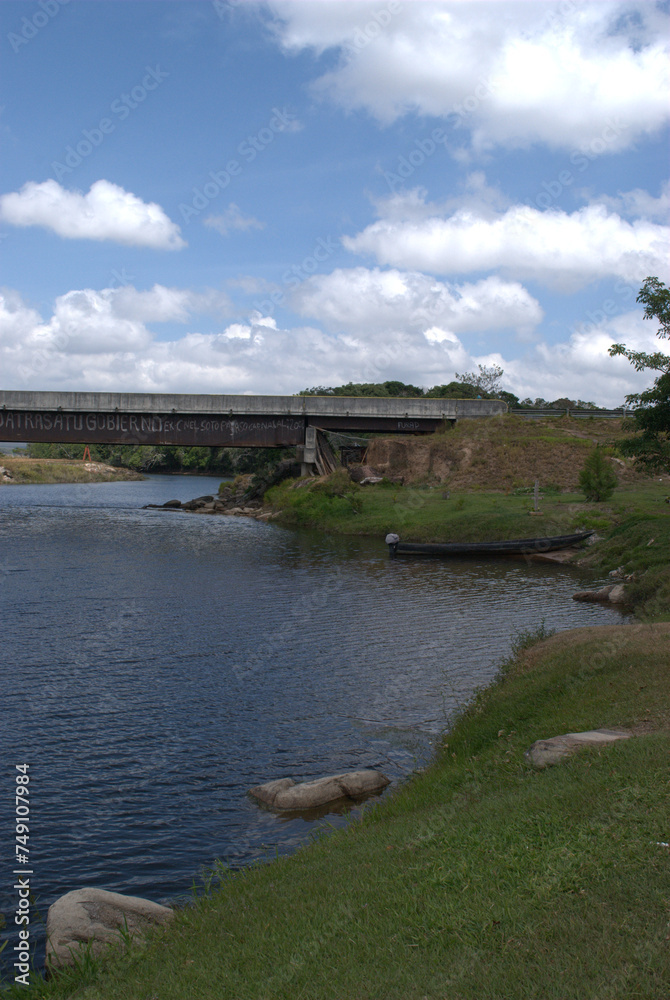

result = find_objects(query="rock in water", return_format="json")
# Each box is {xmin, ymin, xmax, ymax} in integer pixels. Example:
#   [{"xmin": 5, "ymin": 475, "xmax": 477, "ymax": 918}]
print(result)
[
  {"xmin": 249, "ymin": 770, "xmax": 390, "ymax": 811},
  {"xmin": 525, "ymin": 729, "xmax": 633, "ymax": 768},
  {"xmin": 46, "ymin": 888, "xmax": 174, "ymax": 971},
  {"xmin": 608, "ymin": 584, "xmax": 627, "ymax": 603},
  {"xmin": 572, "ymin": 584, "xmax": 626, "ymax": 604}
]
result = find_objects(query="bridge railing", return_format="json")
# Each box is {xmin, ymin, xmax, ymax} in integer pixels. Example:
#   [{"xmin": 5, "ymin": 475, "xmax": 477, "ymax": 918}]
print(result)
[{"xmin": 509, "ymin": 408, "xmax": 632, "ymax": 419}]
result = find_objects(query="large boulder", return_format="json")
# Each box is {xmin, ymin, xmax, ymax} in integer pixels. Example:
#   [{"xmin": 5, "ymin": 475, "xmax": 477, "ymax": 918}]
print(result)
[
  {"xmin": 573, "ymin": 584, "xmax": 627, "ymax": 604},
  {"xmin": 249, "ymin": 770, "xmax": 390, "ymax": 811},
  {"xmin": 525, "ymin": 729, "xmax": 633, "ymax": 768},
  {"xmin": 46, "ymin": 888, "xmax": 174, "ymax": 972},
  {"xmin": 608, "ymin": 584, "xmax": 627, "ymax": 604}
]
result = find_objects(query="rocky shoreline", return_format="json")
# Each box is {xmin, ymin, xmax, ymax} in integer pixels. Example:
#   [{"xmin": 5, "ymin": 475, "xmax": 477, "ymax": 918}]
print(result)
[{"xmin": 143, "ymin": 474, "xmax": 277, "ymax": 521}]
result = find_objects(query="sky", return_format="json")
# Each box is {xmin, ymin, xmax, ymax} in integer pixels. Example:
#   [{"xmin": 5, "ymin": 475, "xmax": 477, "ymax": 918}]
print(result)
[{"xmin": 0, "ymin": 0, "xmax": 668, "ymax": 406}]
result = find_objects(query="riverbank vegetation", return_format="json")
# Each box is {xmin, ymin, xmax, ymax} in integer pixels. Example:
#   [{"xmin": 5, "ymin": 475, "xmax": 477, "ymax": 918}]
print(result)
[
  {"xmin": 0, "ymin": 456, "xmax": 143, "ymax": 485},
  {"xmin": 25, "ymin": 442, "xmax": 293, "ymax": 477},
  {"xmin": 262, "ymin": 415, "xmax": 669, "ymax": 619},
  {"xmin": 15, "ymin": 622, "xmax": 669, "ymax": 1000},
  {"xmin": 610, "ymin": 276, "xmax": 670, "ymax": 473}
]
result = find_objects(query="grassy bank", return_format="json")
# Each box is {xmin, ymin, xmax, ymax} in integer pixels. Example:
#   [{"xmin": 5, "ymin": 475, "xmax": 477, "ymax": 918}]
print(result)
[
  {"xmin": 0, "ymin": 457, "xmax": 143, "ymax": 485},
  {"xmin": 263, "ymin": 415, "xmax": 670, "ymax": 618},
  {"xmin": 15, "ymin": 622, "xmax": 670, "ymax": 1000},
  {"xmin": 265, "ymin": 475, "xmax": 670, "ymax": 618}
]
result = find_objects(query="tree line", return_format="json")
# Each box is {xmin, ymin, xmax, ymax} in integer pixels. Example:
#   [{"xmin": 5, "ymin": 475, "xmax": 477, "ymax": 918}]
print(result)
[
  {"xmin": 25, "ymin": 442, "xmax": 292, "ymax": 476},
  {"xmin": 299, "ymin": 365, "xmax": 602, "ymax": 411}
]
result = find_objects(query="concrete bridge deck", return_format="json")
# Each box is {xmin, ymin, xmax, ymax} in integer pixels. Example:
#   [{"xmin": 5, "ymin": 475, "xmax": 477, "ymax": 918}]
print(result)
[{"xmin": 0, "ymin": 391, "xmax": 506, "ymax": 454}]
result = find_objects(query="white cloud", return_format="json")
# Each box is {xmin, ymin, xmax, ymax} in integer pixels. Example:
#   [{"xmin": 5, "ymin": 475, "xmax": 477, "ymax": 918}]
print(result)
[
  {"xmin": 111, "ymin": 285, "xmax": 197, "ymax": 323},
  {"xmin": 423, "ymin": 326, "xmax": 461, "ymax": 346},
  {"xmin": 1, "ymin": 283, "xmax": 659, "ymax": 406},
  {"xmin": 503, "ymin": 311, "xmax": 658, "ymax": 406},
  {"xmin": 373, "ymin": 176, "xmax": 510, "ymax": 222},
  {"xmin": 590, "ymin": 179, "xmax": 670, "ymax": 223},
  {"xmin": 110, "ymin": 284, "xmax": 233, "ymax": 322},
  {"xmin": 0, "ymin": 283, "xmax": 236, "ymax": 368},
  {"xmin": 0, "ymin": 289, "xmax": 43, "ymax": 347},
  {"xmin": 41, "ymin": 289, "xmax": 154, "ymax": 355},
  {"xmin": 267, "ymin": 1, "xmax": 669, "ymax": 152},
  {"xmin": 344, "ymin": 195, "xmax": 670, "ymax": 291},
  {"xmin": 223, "ymin": 323, "xmax": 253, "ymax": 340},
  {"xmin": 291, "ymin": 267, "xmax": 543, "ymax": 338},
  {"xmin": 0, "ymin": 179, "xmax": 185, "ymax": 249},
  {"xmin": 204, "ymin": 203, "xmax": 265, "ymax": 236}
]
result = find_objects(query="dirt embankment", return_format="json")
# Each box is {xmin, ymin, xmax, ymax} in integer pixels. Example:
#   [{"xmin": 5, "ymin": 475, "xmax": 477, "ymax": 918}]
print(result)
[{"xmin": 363, "ymin": 416, "xmax": 648, "ymax": 491}]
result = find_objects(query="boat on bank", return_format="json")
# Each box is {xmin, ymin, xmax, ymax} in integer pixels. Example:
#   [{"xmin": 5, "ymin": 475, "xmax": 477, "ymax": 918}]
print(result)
[{"xmin": 386, "ymin": 531, "xmax": 594, "ymax": 558}]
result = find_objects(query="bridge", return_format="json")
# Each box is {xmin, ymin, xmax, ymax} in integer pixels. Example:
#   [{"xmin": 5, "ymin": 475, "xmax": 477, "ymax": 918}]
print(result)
[{"xmin": 0, "ymin": 390, "xmax": 506, "ymax": 472}]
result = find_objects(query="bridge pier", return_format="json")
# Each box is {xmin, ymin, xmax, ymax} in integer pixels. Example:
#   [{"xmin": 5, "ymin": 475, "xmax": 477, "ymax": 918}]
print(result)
[{"xmin": 300, "ymin": 426, "xmax": 318, "ymax": 476}]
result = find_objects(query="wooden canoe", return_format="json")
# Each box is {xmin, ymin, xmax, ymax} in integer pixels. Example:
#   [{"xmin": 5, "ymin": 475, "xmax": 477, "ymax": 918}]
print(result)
[{"xmin": 389, "ymin": 531, "xmax": 594, "ymax": 557}]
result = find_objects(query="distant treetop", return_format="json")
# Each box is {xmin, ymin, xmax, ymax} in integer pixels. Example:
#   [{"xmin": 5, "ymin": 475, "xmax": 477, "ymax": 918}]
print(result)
[{"xmin": 298, "ymin": 372, "xmax": 602, "ymax": 411}]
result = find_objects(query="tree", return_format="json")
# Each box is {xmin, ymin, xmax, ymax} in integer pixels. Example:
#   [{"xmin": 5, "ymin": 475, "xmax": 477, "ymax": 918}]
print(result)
[
  {"xmin": 381, "ymin": 380, "xmax": 424, "ymax": 397},
  {"xmin": 454, "ymin": 364, "xmax": 504, "ymax": 395},
  {"xmin": 424, "ymin": 381, "xmax": 484, "ymax": 399},
  {"xmin": 609, "ymin": 277, "xmax": 670, "ymax": 472},
  {"xmin": 496, "ymin": 390, "xmax": 520, "ymax": 408},
  {"xmin": 579, "ymin": 447, "xmax": 618, "ymax": 502},
  {"xmin": 298, "ymin": 371, "xmax": 509, "ymax": 401}
]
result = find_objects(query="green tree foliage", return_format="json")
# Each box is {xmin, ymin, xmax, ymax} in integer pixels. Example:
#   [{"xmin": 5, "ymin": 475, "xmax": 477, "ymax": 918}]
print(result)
[
  {"xmin": 25, "ymin": 442, "xmax": 289, "ymax": 476},
  {"xmin": 517, "ymin": 397, "xmax": 600, "ymax": 410},
  {"xmin": 424, "ymin": 381, "xmax": 484, "ymax": 399},
  {"xmin": 454, "ymin": 363, "xmax": 504, "ymax": 394},
  {"xmin": 300, "ymin": 370, "xmax": 514, "ymax": 401},
  {"xmin": 609, "ymin": 277, "xmax": 670, "ymax": 472},
  {"xmin": 299, "ymin": 380, "xmax": 424, "ymax": 397},
  {"xmin": 496, "ymin": 390, "xmax": 521, "ymax": 408},
  {"xmin": 579, "ymin": 446, "xmax": 618, "ymax": 502}
]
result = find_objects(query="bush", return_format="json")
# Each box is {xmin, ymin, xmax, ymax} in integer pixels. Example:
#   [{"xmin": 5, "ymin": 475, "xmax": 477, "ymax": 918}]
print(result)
[{"xmin": 579, "ymin": 446, "xmax": 618, "ymax": 501}]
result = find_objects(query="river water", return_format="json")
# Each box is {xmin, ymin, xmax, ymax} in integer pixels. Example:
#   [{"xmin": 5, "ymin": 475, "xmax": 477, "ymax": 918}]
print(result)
[{"xmin": 0, "ymin": 474, "xmax": 625, "ymax": 975}]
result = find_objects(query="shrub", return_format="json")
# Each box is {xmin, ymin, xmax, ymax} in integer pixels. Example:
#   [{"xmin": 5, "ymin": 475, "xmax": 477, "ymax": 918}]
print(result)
[{"xmin": 579, "ymin": 446, "xmax": 618, "ymax": 502}]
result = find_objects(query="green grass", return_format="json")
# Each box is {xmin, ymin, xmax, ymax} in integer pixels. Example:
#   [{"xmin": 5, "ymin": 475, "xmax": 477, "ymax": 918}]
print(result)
[
  {"xmin": 266, "ymin": 477, "xmax": 582, "ymax": 541},
  {"xmin": 576, "ymin": 483, "xmax": 670, "ymax": 620},
  {"xmin": 14, "ymin": 623, "xmax": 669, "ymax": 1000},
  {"xmin": 266, "ymin": 476, "xmax": 670, "ymax": 617},
  {"xmin": 0, "ymin": 458, "xmax": 142, "ymax": 484}
]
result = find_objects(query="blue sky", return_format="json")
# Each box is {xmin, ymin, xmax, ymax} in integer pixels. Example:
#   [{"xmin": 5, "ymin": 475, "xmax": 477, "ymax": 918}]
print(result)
[{"xmin": 1, "ymin": 0, "xmax": 668, "ymax": 404}]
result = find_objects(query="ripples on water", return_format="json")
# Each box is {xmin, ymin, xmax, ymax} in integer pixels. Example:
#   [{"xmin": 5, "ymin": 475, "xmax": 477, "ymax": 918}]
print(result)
[{"xmin": 0, "ymin": 475, "xmax": 625, "ymax": 974}]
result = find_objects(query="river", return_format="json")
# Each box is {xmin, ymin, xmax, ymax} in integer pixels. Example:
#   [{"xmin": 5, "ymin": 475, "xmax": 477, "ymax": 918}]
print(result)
[{"xmin": 0, "ymin": 474, "xmax": 626, "ymax": 976}]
